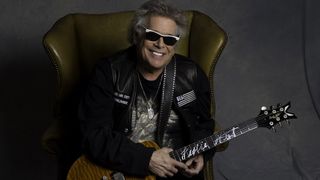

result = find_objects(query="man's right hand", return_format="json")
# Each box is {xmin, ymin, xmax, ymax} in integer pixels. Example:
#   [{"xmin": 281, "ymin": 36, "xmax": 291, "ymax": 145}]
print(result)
[{"xmin": 148, "ymin": 147, "xmax": 188, "ymax": 178}]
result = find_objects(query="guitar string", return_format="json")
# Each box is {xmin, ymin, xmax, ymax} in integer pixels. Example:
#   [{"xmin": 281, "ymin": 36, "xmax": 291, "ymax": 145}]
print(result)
[
  {"xmin": 174, "ymin": 108, "xmax": 288, "ymax": 160},
  {"xmin": 175, "ymin": 118, "xmax": 259, "ymax": 159}
]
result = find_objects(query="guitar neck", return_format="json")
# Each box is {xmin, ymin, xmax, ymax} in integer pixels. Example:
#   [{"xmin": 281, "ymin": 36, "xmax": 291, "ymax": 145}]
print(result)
[{"xmin": 170, "ymin": 118, "xmax": 259, "ymax": 162}]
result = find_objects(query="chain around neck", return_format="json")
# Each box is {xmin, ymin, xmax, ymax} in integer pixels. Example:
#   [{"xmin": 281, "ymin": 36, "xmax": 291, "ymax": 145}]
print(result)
[{"xmin": 137, "ymin": 71, "xmax": 163, "ymax": 106}]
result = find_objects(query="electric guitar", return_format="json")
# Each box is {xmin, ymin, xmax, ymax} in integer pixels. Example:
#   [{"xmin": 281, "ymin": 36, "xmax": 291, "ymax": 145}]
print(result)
[{"xmin": 67, "ymin": 102, "xmax": 296, "ymax": 180}]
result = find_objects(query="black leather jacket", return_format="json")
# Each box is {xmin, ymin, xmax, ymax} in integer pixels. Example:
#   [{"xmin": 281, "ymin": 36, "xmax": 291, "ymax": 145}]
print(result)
[{"xmin": 79, "ymin": 46, "xmax": 214, "ymax": 177}]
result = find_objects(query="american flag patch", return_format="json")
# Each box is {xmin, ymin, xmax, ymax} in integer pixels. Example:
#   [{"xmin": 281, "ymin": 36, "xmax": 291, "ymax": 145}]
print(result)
[{"xmin": 176, "ymin": 90, "xmax": 196, "ymax": 107}]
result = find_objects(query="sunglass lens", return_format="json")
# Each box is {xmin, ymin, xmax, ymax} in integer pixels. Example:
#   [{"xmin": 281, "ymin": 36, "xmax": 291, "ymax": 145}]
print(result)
[
  {"xmin": 163, "ymin": 37, "xmax": 177, "ymax": 46},
  {"xmin": 145, "ymin": 32, "xmax": 160, "ymax": 41}
]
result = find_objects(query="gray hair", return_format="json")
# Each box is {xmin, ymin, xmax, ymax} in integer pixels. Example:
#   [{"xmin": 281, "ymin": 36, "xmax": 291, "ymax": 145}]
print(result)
[{"xmin": 128, "ymin": 0, "xmax": 187, "ymax": 45}]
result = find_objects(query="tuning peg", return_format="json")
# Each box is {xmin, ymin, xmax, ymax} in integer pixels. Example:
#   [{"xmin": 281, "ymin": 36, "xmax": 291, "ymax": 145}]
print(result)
[
  {"xmin": 261, "ymin": 106, "xmax": 267, "ymax": 111},
  {"xmin": 270, "ymin": 105, "xmax": 276, "ymax": 110}
]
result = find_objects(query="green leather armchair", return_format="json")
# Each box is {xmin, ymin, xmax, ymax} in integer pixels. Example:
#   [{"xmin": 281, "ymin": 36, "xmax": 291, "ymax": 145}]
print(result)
[{"xmin": 43, "ymin": 10, "xmax": 227, "ymax": 180}]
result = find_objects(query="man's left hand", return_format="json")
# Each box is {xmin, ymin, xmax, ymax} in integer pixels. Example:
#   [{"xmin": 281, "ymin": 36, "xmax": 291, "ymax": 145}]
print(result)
[{"xmin": 182, "ymin": 154, "xmax": 204, "ymax": 177}]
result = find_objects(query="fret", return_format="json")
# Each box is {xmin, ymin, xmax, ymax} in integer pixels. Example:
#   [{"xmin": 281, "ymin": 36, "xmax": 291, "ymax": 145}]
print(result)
[
  {"xmin": 169, "ymin": 151, "xmax": 181, "ymax": 161},
  {"xmin": 174, "ymin": 138, "xmax": 212, "ymax": 161},
  {"xmin": 207, "ymin": 118, "xmax": 258, "ymax": 151},
  {"xmin": 205, "ymin": 136, "xmax": 214, "ymax": 148},
  {"xmin": 236, "ymin": 119, "xmax": 258, "ymax": 136}
]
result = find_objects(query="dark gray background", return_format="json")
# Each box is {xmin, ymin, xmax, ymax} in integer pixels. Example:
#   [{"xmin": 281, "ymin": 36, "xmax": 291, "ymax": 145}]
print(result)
[{"xmin": 0, "ymin": 0, "xmax": 319, "ymax": 179}]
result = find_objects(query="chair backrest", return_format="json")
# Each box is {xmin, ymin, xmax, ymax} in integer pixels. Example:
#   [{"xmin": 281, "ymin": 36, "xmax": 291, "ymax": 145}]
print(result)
[
  {"xmin": 43, "ymin": 10, "xmax": 227, "ymax": 180},
  {"xmin": 43, "ymin": 10, "xmax": 227, "ymax": 116}
]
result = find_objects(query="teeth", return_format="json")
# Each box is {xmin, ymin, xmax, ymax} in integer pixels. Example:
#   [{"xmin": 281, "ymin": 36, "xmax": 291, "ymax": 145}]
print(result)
[{"xmin": 152, "ymin": 51, "xmax": 163, "ymax": 56}]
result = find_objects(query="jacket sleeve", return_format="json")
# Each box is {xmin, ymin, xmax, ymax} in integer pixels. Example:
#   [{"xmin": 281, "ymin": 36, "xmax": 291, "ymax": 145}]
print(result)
[
  {"xmin": 78, "ymin": 59, "xmax": 155, "ymax": 176},
  {"xmin": 193, "ymin": 65, "xmax": 216, "ymax": 162}
]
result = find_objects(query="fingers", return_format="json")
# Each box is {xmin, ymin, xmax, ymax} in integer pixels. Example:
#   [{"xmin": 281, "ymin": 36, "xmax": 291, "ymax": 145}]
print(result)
[
  {"xmin": 182, "ymin": 155, "xmax": 204, "ymax": 177},
  {"xmin": 159, "ymin": 148, "xmax": 188, "ymax": 171},
  {"xmin": 151, "ymin": 164, "xmax": 174, "ymax": 178},
  {"xmin": 149, "ymin": 148, "xmax": 205, "ymax": 178},
  {"xmin": 149, "ymin": 147, "xmax": 187, "ymax": 178},
  {"xmin": 185, "ymin": 157, "xmax": 196, "ymax": 166},
  {"xmin": 162, "ymin": 147, "xmax": 173, "ymax": 153},
  {"xmin": 184, "ymin": 167, "xmax": 200, "ymax": 176}
]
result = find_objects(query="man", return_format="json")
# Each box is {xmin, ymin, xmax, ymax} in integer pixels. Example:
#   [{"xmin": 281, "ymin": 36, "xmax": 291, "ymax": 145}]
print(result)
[{"xmin": 78, "ymin": 0, "xmax": 215, "ymax": 179}]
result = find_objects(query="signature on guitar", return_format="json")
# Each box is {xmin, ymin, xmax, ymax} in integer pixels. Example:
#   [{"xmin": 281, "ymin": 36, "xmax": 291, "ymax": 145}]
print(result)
[{"xmin": 180, "ymin": 140, "xmax": 211, "ymax": 161}]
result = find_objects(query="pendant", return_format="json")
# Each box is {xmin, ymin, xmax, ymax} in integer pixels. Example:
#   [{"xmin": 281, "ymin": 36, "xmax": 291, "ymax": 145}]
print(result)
[{"xmin": 147, "ymin": 107, "xmax": 154, "ymax": 119}]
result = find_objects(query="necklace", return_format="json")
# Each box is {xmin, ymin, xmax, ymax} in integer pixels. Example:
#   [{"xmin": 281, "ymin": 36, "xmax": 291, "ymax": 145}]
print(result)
[{"xmin": 137, "ymin": 72, "xmax": 163, "ymax": 120}]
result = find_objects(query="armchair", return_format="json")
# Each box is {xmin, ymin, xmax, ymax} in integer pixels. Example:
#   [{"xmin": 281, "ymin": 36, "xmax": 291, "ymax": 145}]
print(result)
[{"xmin": 43, "ymin": 10, "xmax": 227, "ymax": 179}]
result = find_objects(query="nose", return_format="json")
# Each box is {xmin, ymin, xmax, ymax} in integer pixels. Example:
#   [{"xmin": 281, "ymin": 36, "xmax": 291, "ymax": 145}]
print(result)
[{"xmin": 154, "ymin": 37, "xmax": 165, "ymax": 48}]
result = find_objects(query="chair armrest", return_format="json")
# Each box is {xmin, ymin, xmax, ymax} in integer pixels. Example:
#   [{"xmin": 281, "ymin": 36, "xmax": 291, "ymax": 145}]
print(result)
[{"xmin": 41, "ymin": 119, "xmax": 63, "ymax": 154}]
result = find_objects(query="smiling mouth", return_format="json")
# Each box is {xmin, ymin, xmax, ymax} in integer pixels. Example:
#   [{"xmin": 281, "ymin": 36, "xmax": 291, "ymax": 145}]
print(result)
[{"xmin": 150, "ymin": 49, "xmax": 165, "ymax": 57}]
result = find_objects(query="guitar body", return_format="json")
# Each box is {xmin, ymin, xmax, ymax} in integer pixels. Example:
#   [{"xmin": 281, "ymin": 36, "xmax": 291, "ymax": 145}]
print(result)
[{"xmin": 67, "ymin": 141, "xmax": 159, "ymax": 180}]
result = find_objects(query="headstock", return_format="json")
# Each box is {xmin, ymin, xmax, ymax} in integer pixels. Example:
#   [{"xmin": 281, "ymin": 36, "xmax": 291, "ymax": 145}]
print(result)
[{"xmin": 256, "ymin": 102, "xmax": 297, "ymax": 129}]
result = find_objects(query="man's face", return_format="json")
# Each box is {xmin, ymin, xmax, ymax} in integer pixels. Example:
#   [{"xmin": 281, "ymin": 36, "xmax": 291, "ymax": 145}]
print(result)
[{"xmin": 139, "ymin": 15, "xmax": 178, "ymax": 73}]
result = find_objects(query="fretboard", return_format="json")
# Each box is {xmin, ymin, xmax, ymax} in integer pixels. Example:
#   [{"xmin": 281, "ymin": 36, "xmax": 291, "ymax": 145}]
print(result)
[{"xmin": 169, "ymin": 118, "xmax": 259, "ymax": 162}]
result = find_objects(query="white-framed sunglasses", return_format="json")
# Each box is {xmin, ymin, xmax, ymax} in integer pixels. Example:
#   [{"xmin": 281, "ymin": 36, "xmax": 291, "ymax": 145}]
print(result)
[{"xmin": 144, "ymin": 27, "xmax": 180, "ymax": 46}]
